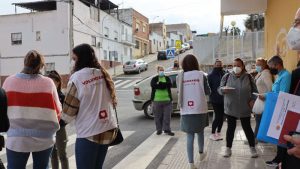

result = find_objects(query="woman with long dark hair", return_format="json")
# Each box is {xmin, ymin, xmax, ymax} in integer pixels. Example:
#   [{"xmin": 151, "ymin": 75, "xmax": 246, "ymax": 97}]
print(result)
[
  {"xmin": 177, "ymin": 54, "xmax": 211, "ymax": 169},
  {"xmin": 62, "ymin": 44, "xmax": 117, "ymax": 169}
]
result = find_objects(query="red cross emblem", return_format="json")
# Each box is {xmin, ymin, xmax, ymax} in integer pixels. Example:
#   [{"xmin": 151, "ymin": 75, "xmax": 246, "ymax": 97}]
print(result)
[
  {"xmin": 188, "ymin": 101, "xmax": 194, "ymax": 107},
  {"xmin": 99, "ymin": 110, "xmax": 108, "ymax": 119}
]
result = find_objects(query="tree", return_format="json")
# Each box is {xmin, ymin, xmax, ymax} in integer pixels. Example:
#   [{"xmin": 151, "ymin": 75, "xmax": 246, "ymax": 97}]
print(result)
[
  {"xmin": 224, "ymin": 26, "xmax": 230, "ymax": 36},
  {"xmin": 244, "ymin": 14, "xmax": 264, "ymax": 31},
  {"xmin": 230, "ymin": 27, "xmax": 241, "ymax": 36}
]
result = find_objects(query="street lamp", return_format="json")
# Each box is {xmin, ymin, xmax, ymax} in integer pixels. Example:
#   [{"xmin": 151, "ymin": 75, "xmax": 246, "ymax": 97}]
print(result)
[{"xmin": 231, "ymin": 21, "xmax": 236, "ymax": 60}]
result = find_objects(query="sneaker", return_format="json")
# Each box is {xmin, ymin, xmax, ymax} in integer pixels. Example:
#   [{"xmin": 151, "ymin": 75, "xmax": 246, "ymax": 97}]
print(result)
[
  {"xmin": 156, "ymin": 130, "xmax": 162, "ymax": 135},
  {"xmin": 189, "ymin": 163, "xmax": 197, "ymax": 169},
  {"xmin": 209, "ymin": 134, "xmax": 218, "ymax": 141},
  {"xmin": 199, "ymin": 152, "xmax": 207, "ymax": 161},
  {"xmin": 164, "ymin": 131, "xmax": 175, "ymax": 136},
  {"xmin": 250, "ymin": 147, "xmax": 259, "ymax": 158},
  {"xmin": 223, "ymin": 147, "xmax": 232, "ymax": 158},
  {"xmin": 265, "ymin": 160, "xmax": 279, "ymax": 167},
  {"xmin": 216, "ymin": 133, "xmax": 223, "ymax": 140}
]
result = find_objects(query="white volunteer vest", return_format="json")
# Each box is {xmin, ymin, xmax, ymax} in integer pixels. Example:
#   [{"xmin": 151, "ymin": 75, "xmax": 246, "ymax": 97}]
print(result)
[
  {"xmin": 71, "ymin": 68, "xmax": 117, "ymax": 138},
  {"xmin": 181, "ymin": 70, "xmax": 208, "ymax": 115}
]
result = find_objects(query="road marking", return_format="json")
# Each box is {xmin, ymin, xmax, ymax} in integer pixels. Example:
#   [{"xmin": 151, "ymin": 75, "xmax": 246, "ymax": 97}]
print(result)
[
  {"xmin": 114, "ymin": 80, "xmax": 122, "ymax": 85},
  {"xmin": 112, "ymin": 132, "xmax": 172, "ymax": 169},
  {"xmin": 68, "ymin": 131, "xmax": 135, "ymax": 169},
  {"xmin": 115, "ymin": 80, "xmax": 131, "ymax": 88},
  {"xmin": 121, "ymin": 80, "xmax": 140, "ymax": 89},
  {"xmin": 3, "ymin": 131, "xmax": 135, "ymax": 168}
]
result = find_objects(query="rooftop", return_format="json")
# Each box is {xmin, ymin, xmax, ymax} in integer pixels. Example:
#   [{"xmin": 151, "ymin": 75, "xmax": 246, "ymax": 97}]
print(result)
[{"xmin": 13, "ymin": 0, "xmax": 57, "ymax": 12}]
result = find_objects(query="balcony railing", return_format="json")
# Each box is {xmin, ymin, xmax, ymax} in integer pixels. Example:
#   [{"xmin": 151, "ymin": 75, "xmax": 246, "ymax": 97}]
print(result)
[{"xmin": 121, "ymin": 34, "xmax": 134, "ymax": 45}]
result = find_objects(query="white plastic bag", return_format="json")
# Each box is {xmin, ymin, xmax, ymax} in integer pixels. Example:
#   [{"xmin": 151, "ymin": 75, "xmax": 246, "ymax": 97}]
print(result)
[{"xmin": 252, "ymin": 98, "xmax": 265, "ymax": 114}]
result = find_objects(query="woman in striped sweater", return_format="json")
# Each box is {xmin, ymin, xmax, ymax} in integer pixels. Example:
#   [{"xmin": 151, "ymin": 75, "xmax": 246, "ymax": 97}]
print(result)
[{"xmin": 2, "ymin": 50, "xmax": 61, "ymax": 169}]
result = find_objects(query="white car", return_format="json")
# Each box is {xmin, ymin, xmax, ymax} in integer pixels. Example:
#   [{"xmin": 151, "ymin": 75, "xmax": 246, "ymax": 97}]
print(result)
[
  {"xmin": 183, "ymin": 43, "xmax": 191, "ymax": 50},
  {"xmin": 123, "ymin": 59, "xmax": 148, "ymax": 74}
]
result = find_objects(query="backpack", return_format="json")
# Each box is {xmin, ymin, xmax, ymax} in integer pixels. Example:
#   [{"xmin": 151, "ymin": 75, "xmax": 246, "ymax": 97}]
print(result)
[
  {"xmin": 224, "ymin": 73, "xmax": 255, "ymax": 92},
  {"xmin": 0, "ymin": 88, "xmax": 9, "ymax": 132}
]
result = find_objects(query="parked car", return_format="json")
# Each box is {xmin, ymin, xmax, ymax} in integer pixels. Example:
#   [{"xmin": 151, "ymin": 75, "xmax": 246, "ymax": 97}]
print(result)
[
  {"xmin": 132, "ymin": 71, "xmax": 212, "ymax": 119},
  {"xmin": 180, "ymin": 44, "xmax": 186, "ymax": 53},
  {"xmin": 157, "ymin": 50, "xmax": 167, "ymax": 60},
  {"xmin": 183, "ymin": 43, "xmax": 191, "ymax": 50},
  {"xmin": 123, "ymin": 59, "xmax": 148, "ymax": 74}
]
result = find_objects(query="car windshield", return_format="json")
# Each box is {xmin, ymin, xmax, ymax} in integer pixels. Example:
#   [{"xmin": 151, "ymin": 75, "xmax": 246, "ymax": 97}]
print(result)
[{"xmin": 125, "ymin": 61, "xmax": 136, "ymax": 65}]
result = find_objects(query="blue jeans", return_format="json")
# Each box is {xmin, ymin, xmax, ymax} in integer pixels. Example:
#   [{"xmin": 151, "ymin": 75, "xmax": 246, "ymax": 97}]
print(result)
[
  {"xmin": 6, "ymin": 147, "xmax": 53, "ymax": 169},
  {"xmin": 75, "ymin": 138, "xmax": 108, "ymax": 169},
  {"xmin": 186, "ymin": 131, "xmax": 204, "ymax": 163}
]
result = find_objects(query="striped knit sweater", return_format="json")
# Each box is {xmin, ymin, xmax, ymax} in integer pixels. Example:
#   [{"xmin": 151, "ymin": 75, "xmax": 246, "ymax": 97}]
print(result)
[{"xmin": 2, "ymin": 73, "xmax": 61, "ymax": 152}]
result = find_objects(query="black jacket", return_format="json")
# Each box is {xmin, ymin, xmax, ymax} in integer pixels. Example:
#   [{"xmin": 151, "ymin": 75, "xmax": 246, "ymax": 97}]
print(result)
[
  {"xmin": 150, "ymin": 76, "xmax": 172, "ymax": 101},
  {"xmin": 0, "ymin": 87, "xmax": 9, "ymax": 133},
  {"xmin": 290, "ymin": 67, "xmax": 300, "ymax": 95},
  {"xmin": 58, "ymin": 90, "xmax": 67, "ymax": 127},
  {"xmin": 208, "ymin": 68, "xmax": 225, "ymax": 104}
]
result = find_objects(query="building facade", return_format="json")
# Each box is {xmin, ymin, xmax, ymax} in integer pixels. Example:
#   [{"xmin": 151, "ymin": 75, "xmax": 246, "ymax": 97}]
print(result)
[
  {"xmin": 0, "ymin": 0, "xmax": 135, "ymax": 85},
  {"xmin": 149, "ymin": 23, "xmax": 167, "ymax": 49},
  {"xmin": 166, "ymin": 23, "xmax": 192, "ymax": 43},
  {"xmin": 167, "ymin": 32, "xmax": 181, "ymax": 48},
  {"xmin": 149, "ymin": 32, "xmax": 164, "ymax": 54},
  {"xmin": 119, "ymin": 8, "xmax": 150, "ymax": 58}
]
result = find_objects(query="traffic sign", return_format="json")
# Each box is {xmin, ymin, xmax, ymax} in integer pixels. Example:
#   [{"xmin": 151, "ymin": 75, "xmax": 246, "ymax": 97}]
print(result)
[
  {"xmin": 175, "ymin": 40, "xmax": 182, "ymax": 49},
  {"xmin": 166, "ymin": 49, "xmax": 175, "ymax": 59}
]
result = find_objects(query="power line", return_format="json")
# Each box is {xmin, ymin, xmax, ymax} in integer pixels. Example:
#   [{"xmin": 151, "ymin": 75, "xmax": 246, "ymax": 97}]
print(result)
[{"xmin": 73, "ymin": 14, "xmax": 102, "ymax": 36}]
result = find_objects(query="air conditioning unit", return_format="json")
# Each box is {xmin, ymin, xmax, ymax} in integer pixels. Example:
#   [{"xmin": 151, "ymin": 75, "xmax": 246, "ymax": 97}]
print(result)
[{"xmin": 97, "ymin": 42, "xmax": 102, "ymax": 48}]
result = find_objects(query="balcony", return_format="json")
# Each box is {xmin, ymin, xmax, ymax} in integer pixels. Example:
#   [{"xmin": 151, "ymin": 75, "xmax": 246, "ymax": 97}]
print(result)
[{"xmin": 121, "ymin": 34, "xmax": 135, "ymax": 46}]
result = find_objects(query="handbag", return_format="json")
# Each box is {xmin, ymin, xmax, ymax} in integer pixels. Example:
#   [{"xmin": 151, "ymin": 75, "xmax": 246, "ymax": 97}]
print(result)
[
  {"xmin": 109, "ymin": 108, "xmax": 124, "ymax": 146},
  {"xmin": 252, "ymin": 97, "xmax": 265, "ymax": 114},
  {"xmin": 0, "ymin": 88, "xmax": 9, "ymax": 132},
  {"xmin": 96, "ymin": 107, "xmax": 124, "ymax": 146}
]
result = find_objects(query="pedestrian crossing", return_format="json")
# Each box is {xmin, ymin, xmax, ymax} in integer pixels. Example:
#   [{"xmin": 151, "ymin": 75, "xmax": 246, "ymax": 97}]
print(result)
[
  {"xmin": 0, "ymin": 131, "xmax": 175, "ymax": 169},
  {"xmin": 114, "ymin": 78, "xmax": 142, "ymax": 90}
]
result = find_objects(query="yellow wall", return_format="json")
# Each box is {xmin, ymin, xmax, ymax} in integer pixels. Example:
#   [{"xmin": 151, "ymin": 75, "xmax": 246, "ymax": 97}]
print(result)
[{"xmin": 265, "ymin": 0, "xmax": 300, "ymax": 71}]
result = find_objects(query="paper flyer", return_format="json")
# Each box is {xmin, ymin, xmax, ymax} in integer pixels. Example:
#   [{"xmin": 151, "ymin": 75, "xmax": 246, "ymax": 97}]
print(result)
[
  {"xmin": 267, "ymin": 92, "xmax": 300, "ymax": 140},
  {"xmin": 278, "ymin": 110, "xmax": 300, "ymax": 145}
]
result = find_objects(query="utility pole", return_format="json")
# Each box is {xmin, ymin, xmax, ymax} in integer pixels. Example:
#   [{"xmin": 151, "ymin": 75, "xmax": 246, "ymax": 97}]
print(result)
[{"xmin": 69, "ymin": 0, "xmax": 74, "ymax": 71}]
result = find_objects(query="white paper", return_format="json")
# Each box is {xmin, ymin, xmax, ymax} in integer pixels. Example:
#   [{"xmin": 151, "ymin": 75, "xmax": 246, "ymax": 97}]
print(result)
[{"xmin": 267, "ymin": 92, "xmax": 300, "ymax": 139}]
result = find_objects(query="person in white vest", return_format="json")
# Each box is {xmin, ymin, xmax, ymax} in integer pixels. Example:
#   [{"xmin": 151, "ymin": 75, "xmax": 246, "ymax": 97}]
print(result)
[
  {"xmin": 177, "ymin": 54, "xmax": 211, "ymax": 169},
  {"xmin": 218, "ymin": 58, "xmax": 259, "ymax": 158},
  {"xmin": 62, "ymin": 44, "xmax": 117, "ymax": 169}
]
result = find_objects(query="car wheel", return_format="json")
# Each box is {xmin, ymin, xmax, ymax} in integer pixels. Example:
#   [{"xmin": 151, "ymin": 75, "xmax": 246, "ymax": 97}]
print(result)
[{"xmin": 144, "ymin": 101, "xmax": 154, "ymax": 119}]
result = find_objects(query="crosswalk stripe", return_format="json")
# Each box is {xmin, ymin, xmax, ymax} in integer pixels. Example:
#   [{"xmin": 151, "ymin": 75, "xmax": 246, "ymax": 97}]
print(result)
[
  {"xmin": 114, "ymin": 80, "xmax": 122, "ymax": 85},
  {"xmin": 2, "ymin": 131, "xmax": 135, "ymax": 168},
  {"xmin": 115, "ymin": 80, "xmax": 131, "ymax": 88},
  {"xmin": 68, "ymin": 131, "xmax": 135, "ymax": 169},
  {"xmin": 112, "ymin": 132, "xmax": 172, "ymax": 169},
  {"xmin": 121, "ymin": 80, "xmax": 140, "ymax": 89}
]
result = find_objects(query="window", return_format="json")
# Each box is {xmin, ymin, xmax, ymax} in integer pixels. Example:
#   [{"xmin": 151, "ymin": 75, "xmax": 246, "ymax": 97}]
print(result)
[
  {"xmin": 45, "ymin": 63, "xmax": 55, "ymax": 75},
  {"xmin": 36, "ymin": 31, "xmax": 41, "ymax": 41},
  {"xmin": 124, "ymin": 47, "xmax": 128, "ymax": 56},
  {"xmin": 159, "ymin": 42, "xmax": 161, "ymax": 47},
  {"xmin": 91, "ymin": 36, "xmax": 96, "ymax": 46},
  {"xmin": 114, "ymin": 31, "xmax": 118, "ymax": 41},
  {"xmin": 114, "ymin": 51, "xmax": 118, "ymax": 61},
  {"xmin": 135, "ymin": 40, "xmax": 140, "ymax": 49},
  {"xmin": 143, "ymin": 26, "xmax": 146, "ymax": 32},
  {"xmin": 135, "ymin": 23, "xmax": 140, "ymax": 32},
  {"xmin": 104, "ymin": 27, "xmax": 109, "ymax": 37},
  {"xmin": 90, "ymin": 6, "xmax": 100, "ymax": 22},
  {"xmin": 121, "ymin": 25, "xmax": 124, "ymax": 35},
  {"xmin": 11, "ymin": 32, "xmax": 22, "ymax": 45},
  {"xmin": 104, "ymin": 50, "xmax": 108, "ymax": 60},
  {"xmin": 153, "ymin": 39, "xmax": 156, "ymax": 44}
]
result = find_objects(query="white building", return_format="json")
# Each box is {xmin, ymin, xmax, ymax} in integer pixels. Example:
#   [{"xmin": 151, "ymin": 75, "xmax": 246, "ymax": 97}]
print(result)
[
  {"xmin": 167, "ymin": 32, "xmax": 181, "ymax": 48},
  {"xmin": 0, "ymin": 0, "xmax": 134, "ymax": 85},
  {"xmin": 149, "ymin": 32, "xmax": 164, "ymax": 54}
]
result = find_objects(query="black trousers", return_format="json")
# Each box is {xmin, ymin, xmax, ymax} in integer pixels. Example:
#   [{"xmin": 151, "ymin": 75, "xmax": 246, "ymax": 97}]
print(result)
[
  {"xmin": 212, "ymin": 103, "xmax": 224, "ymax": 134},
  {"xmin": 273, "ymin": 146, "xmax": 287, "ymax": 163},
  {"xmin": 226, "ymin": 115, "xmax": 255, "ymax": 148},
  {"xmin": 0, "ymin": 158, "xmax": 5, "ymax": 169}
]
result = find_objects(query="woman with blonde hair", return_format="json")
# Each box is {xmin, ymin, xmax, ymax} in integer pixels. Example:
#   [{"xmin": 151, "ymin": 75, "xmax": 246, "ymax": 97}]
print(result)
[
  {"xmin": 3, "ymin": 50, "xmax": 61, "ymax": 169},
  {"xmin": 62, "ymin": 44, "xmax": 117, "ymax": 169}
]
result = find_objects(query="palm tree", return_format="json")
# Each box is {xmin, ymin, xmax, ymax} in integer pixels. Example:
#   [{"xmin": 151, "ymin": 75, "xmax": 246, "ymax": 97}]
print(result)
[
  {"xmin": 244, "ymin": 14, "xmax": 264, "ymax": 31},
  {"xmin": 230, "ymin": 27, "xmax": 241, "ymax": 36}
]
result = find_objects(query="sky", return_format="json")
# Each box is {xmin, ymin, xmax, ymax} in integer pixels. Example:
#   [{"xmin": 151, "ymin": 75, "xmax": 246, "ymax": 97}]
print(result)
[{"xmin": 0, "ymin": 0, "xmax": 248, "ymax": 34}]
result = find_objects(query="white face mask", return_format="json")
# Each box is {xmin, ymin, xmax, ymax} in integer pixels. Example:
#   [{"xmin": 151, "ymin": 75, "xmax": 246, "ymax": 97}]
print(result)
[
  {"xmin": 287, "ymin": 27, "xmax": 300, "ymax": 50},
  {"xmin": 233, "ymin": 67, "xmax": 242, "ymax": 74}
]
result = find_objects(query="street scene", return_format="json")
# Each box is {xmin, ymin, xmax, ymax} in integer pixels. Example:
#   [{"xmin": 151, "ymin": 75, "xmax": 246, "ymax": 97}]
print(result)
[{"xmin": 1, "ymin": 0, "xmax": 300, "ymax": 169}]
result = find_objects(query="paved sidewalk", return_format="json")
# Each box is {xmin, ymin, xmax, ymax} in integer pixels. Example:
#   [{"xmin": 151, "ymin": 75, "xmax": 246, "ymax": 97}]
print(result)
[
  {"xmin": 107, "ymin": 53, "xmax": 158, "ymax": 77},
  {"xmin": 158, "ymin": 120, "xmax": 277, "ymax": 169}
]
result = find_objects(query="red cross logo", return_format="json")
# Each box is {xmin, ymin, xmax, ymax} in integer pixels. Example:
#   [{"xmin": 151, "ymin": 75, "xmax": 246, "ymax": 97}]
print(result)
[
  {"xmin": 99, "ymin": 110, "xmax": 108, "ymax": 119},
  {"xmin": 188, "ymin": 101, "xmax": 194, "ymax": 107}
]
